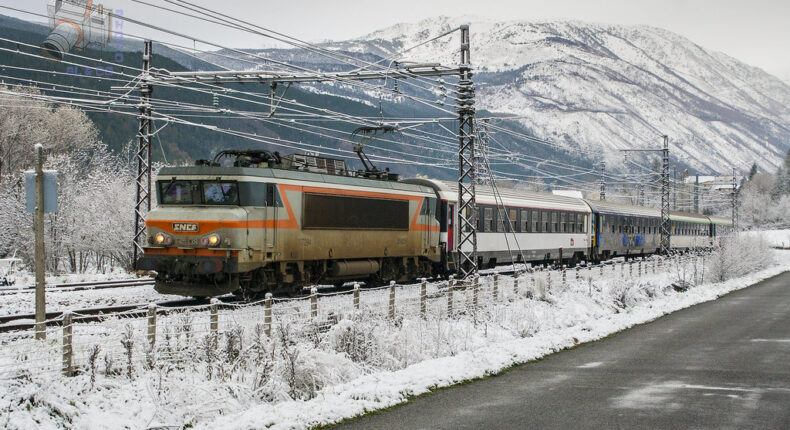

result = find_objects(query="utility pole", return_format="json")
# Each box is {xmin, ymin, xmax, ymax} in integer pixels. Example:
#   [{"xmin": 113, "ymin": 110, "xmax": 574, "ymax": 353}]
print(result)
[
  {"xmin": 620, "ymin": 135, "xmax": 670, "ymax": 254},
  {"xmin": 599, "ymin": 161, "xmax": 606, "ymax": 200},
  {"xmin": 133, "ymin": 40, "xmax": 153, "ymax": 266},
  {"xmin": 34, "ymin": 144, "xmax": 45, "ymax": 340}
]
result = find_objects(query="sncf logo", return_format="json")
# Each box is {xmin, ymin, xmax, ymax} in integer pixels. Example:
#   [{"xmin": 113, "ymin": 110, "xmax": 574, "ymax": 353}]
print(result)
[{"xmin": 172, "ymin": 222, "xmax": 199, "ymax": 233}]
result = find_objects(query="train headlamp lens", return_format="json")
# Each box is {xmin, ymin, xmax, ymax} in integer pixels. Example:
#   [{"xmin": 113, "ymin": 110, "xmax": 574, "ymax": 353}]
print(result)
[
  {"xmin": 208, "ymin": 234, "xmax": 220, "ymax": 246},
  {"xmin": 155, "ymin": 233, "xmax": 166, "ymax": 245}
]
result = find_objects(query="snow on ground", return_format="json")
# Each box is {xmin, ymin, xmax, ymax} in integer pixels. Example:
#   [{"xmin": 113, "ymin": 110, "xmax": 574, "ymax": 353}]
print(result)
[
  {"xmin": 742, "ymin": 229, "xmax": 790, "ymax": 248},
  {"xmin": 0, "ymin": 236, "xmax": 786, "ymax": 429},
  {"xmin": 0, "ymin": 284, "xmax": 177, "ymax": 317}
]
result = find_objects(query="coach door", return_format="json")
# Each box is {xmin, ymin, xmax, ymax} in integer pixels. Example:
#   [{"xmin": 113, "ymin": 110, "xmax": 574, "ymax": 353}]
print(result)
[{"xmin": 263, "ymin": 184, "xmax": 278, "ymax": 254}]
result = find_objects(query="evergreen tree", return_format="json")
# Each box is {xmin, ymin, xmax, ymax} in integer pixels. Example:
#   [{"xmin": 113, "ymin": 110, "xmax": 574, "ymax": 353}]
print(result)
[{"xmin": 748, "ymin": 163, "xmax": 758, "ymax": 180}]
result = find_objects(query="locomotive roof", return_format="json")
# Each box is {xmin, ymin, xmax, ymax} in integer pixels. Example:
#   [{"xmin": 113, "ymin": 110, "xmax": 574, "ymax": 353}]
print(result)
[{"xmin": 157, "ymin": 166, "xmax": 435, "ymax": 195}]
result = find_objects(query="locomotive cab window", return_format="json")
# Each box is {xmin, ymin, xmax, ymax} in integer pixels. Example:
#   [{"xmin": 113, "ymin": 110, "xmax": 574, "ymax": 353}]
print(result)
[
  {"xmin": 159, "ymin": 180, "xmax": 194, "ymax": 205},
  {"xmin": 202, "ymin": 181, "xmax": 239, "ymax": 205}
]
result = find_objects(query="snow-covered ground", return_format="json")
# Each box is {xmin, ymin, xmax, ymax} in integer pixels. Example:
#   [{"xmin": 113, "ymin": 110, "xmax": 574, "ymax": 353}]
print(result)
[
  {"xmin": 742, "ymin": 229, "xmax": 790, "ymax": 248},
  {"xmin": 0, "ymin": 235, "xmax": 784, "ymax": 429}
]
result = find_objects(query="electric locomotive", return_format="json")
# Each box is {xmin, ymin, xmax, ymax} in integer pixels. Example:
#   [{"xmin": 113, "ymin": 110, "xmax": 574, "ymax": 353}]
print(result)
[{"xmin": 138, "ymin": 150, "xmax": 441, "ymax": 297}]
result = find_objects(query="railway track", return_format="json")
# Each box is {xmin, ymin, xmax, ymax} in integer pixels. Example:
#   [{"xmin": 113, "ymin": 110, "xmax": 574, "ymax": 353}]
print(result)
[
  {"xmin": 0, "ymin": 295, "xmax": 246, "ymax": 333},
  {"xmin": 0, "ymin": 278, "xmax": 155, "ymax": 295}
]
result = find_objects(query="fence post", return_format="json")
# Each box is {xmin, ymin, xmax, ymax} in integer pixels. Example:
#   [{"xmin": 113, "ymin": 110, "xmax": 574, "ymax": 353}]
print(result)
[
  {"xmin": 210, "ymin": 298, "xmax": 219, "ymax": 335},
  {"xmin": 694, "ymin": 257, "xmax": 698, "ymax": 284},
  {"xmin": 562, "ymin": 267, "xmax": 567, "ymax": 287},
  {"xmin": 447, "ymin": 277, "xmax": 454, "ymax": 317},
  {"xmin": 600, "ymin": 264, "xmax": 604, "ymax": 277},
  {"xmin": 420, "ymin": 278, "xmax": 427, "ymax": 318},
  {"xmin": 515, "ymin": 275, "xmax": 520, "ymax": 297},
  {"xmin": 147, "ymin": 304, "xmax": 157, "ymax": 347},
  {"xmin": 62, "ymin": 311, "xmax": 73, "ymax": 377},
  {"xmin": 310, "ymin": 287, "xmax": 318, "ymax": 318},
  {"xmin": 575, "ymin": 267, "xmax": 580, "ymax": 280},
  {"xmin": 389, "ymin": 281, "xmax": 396, "ymax": 319},
  {"xmin": 493, "ymin": 274, "xmax": 499, "ymax": 301},
  {"xmin": 638, "ymin": 260, "xmax": 642, "ymax": 278},
  {"xmin": 629, "ymin": 261, "xmax": 633, "ymax": 278},
  {"xmin": 472, "ymin": 277, "xmax": 479, "ymax": 310},
  {"xmin": 264, "ymin": 293, "xmax": 273, "ymax": 338},
  {"xmin": 353, "ymin": 283, "xmax": 360, "ymax": 310}
]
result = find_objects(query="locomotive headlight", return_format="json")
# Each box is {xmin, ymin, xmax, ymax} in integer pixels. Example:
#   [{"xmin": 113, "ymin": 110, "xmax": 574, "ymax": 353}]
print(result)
[
  {"xmin": 154, "ymin": 232, "xmax": 173, "ymax": 246},
  {"xmin": 207, "ymin": 234, "xmax": 221, "ymax": 247}
]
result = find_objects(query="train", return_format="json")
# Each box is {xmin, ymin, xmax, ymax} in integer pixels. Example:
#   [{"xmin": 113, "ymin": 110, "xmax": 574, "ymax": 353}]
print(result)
[{"xmin": 137, "ymin": 150, "xmax": 733, "ymax": 297}]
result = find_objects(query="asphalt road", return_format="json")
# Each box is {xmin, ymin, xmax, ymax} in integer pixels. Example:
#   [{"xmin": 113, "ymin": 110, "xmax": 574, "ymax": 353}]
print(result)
[{"xmin": 336, "ymin": 271, "xmax": 790, "ymax": 429}]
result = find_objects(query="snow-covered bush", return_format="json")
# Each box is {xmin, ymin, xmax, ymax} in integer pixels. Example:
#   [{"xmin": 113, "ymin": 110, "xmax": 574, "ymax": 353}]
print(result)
[{"xmin": 707, "ymin": 234, "xmax": 769, "ymax": 282}]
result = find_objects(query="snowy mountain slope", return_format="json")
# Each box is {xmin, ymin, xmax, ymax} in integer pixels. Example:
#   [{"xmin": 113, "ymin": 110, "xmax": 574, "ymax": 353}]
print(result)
[{"xmin": 202, "ymin": 17, "xmax": 790, "ymax": 174}]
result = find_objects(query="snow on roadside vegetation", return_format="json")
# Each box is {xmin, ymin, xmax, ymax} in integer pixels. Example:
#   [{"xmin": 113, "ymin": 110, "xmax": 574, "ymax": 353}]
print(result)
[{"xmin": 0, "ymin": 235, "xmax": 786, "ymax": 429}]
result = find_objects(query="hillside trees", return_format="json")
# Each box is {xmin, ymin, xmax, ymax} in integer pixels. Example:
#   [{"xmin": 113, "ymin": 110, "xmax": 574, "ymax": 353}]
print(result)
[{"xmin": 0, "ymin": 86, "xmax": 136, "ymax": 272}]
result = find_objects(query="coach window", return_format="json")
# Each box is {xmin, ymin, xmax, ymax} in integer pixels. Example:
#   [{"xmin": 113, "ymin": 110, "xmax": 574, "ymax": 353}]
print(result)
[
  {"xmin": 496, "ymin": 209, "xmax": 505, "ymax": 233},
  {"xmin": 550, "ymin": 212, "xmax": 557, "ymax": 233},
  {"xmin": 520, "ymin": 209, "xmax": 529, "ymax": 233},
  {"xmin": 508, "ymin": 208, "xmax": 518, "ymax": 232},
  {"xmin": 484, "ymin": 207, "xmax": 494, "ymax": 232},
  {"xmin": 532, "ymin": 210, "xmax": 539, "ymax": 233},
  {"xmin": 581, "ymin": 215, "xmax": 587, "ymax": 233},
  {"xmin": 559, "ymin": 212, "xmax": 566, "ymax": 233}
]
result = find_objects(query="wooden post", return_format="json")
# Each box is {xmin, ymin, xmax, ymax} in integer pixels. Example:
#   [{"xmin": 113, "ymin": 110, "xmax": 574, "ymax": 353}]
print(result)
[
  {"xmin": 353, "ymin": 283, "xmax": 360, "ymax": 310},
  {"xmin": 264, "ymin": 293, "xmax": 273, "ymax": 337},
  {"xmin": 147, "ymin": 304, "xmax": 156, "ymax": 347},
  {"xmin": 621, "ymin": 262, "xmax": 625, "ymax": 278},
  {"xmin": 562, "ymin": 267, "xmax": 566, "ymax": 286},
  {"xmin": 694, "ymin": 257, "xmax": 698, "ymax": 284},
  {"xmin": 515, "ymin": 275, "xmax": 520, "ymax": 297},
  {"xmin": 62, "ymin": 311, "xmax": 73, "ymax": 376},
  {"xmin": 493, "ymin": 274, "xmax": 499, "ymax": 301},
  {"xmin": 629, "ymin": 262, "xmax": 633, "ymax": 277},
  {"xmin": 472, "ymin": 277, "xmax": 479, "ymax": 310},
  {"xmin": 389, "ymin": 281, "xmax": 396, "ymax": 319},
  {"xmin": 600, "ymin": 264, "xmax": 604, "ymax": 277},
  {"xmin": 575, "ymin": 267, "xmax": 580, "ymax": 280},
  {"xmin": 420, "ymin": 278, "xmax": 427, "ymax": 318},
  {"xmin": 310, "ymin": 287, "xmax": 318, "ymax": 318},
  {"xmin": 34, "ymin": 144, "xmax": 46, "ymax": 340},
  {"xmin": 447, "ymin": 277, "xmax": 454, "ymax": 317},
  {"xmin": 638, "ymin": 260, "xmax": 642, "ymax": 278},
  {"xmin": 210, "ymin": 299, "xmax": 219, "ymax": 334}
]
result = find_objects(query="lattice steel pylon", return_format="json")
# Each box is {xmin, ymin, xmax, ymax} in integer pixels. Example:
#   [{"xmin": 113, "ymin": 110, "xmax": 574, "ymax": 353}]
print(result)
[
  {"xmin": 456, "ymin": 24, "xmax": 478, "ymax": 278},
  {"xmin": 731, "ymin": 167, "xmax": 738, "ymax": 230},
  {"xmin": 599, "ymin": 161, "xmax": 606, "ymax": 200},
  {"xmin": 133, "ymin": 40, "xmax": 153, "ymax": 266},
  {"xmin": 474, "ymin": 119, "xmax": 490, "ymax": 185},
  {"xmin": 659, "ymin": 135, "xmax": 671, "ymax": 254}
]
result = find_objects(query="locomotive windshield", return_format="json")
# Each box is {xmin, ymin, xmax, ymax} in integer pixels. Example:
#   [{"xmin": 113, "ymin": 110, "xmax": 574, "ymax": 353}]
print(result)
[
  {"xmin": 157, "ymin": 180, "xmax": 239, "ymax": 205},
  {"xmin": 160, "ymin": 181, "xmax": 193, "ymax": 204},
  {"xmin": 202, "ymin": 181, "xmax": 238, "ymax": 205}
]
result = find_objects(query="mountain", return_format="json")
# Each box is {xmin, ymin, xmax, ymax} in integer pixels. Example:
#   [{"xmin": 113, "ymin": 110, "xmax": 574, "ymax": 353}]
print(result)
[{"xmin": 202, "ymin": 17, "xmax": 790, "ymax": 174}]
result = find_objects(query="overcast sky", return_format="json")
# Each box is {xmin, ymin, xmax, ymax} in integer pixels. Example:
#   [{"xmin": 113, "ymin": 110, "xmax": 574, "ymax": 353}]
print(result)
[{"xmin": 3, "ymin": 0, "xmax": 789, "ymax": 80}]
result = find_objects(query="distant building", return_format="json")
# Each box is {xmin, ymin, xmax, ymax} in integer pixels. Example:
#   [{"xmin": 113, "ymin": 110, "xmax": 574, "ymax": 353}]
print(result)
[{"xmin": 683, "ymin": 175, "xmax": 743, "ymax": 192}]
